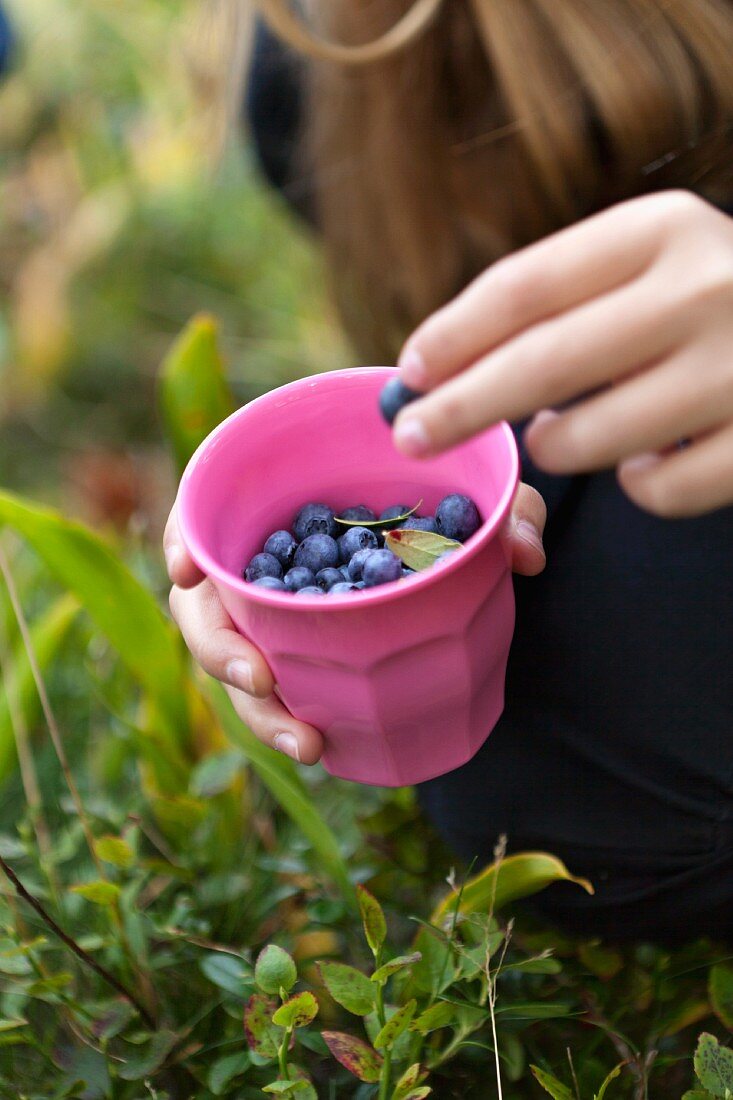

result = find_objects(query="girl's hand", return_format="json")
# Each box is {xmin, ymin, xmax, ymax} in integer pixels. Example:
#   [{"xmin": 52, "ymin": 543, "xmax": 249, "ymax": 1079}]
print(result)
[
  {"xmin": 394, "ymin": 190, "xmax": 733, "ymax": 518},
  {"xmin": 163, "ymin": 487, "xmax": 546, "ymax": 763}
]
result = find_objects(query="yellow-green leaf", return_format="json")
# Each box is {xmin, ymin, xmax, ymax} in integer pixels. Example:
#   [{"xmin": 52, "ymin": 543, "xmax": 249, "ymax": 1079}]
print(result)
[
  {"xmin": 357, "ymin": 884, "xmax": 387, "ymax": 957},
  {"xmin": 373, "ymin": 1000, "xmax": 416, "ymax": 1051},
  {"xmin": 159, "ymin": 313, "xmax": 235, "ymax": 475},
  {"xmin": 335, "ymin": 501, "xmax": 423, "ymax": 530},
  {"xmin": 93, "ymin": 836, "xmax": 134, "ymax": 869},
  {"xmin": 272, "ymin": 991, "xmax": 319, "ymax": 1029},
  {"xmin": 384, "ymin": 529, "xmax": 461, "ymax": 572},
  {"xmin": 71, "ymin": 881, "xmax": 120, "ymax": 907}
]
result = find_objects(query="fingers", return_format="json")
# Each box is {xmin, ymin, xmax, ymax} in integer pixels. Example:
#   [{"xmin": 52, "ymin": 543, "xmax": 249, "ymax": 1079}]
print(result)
[
  {"xmin": 397, "ymin": 190, "xmax": 673, "ymax": 391},
  {"xmin": 618, "ymin": 421, "xmax": 733, "ymax": 518},
  {"xmin": 164, "ymin": 505, "xmax": 204, "ymax": 589},
  {"xmin": 223, "ymin": 684, "xmax": 324, "ymax": 765},
  {"xmin": 392, "ymin": 272, "xmax": 681, "ymax": 459},
  {"xmin": 169, "ymin": 579, "xmax": 275, "ymax": 698},
  {"xmin": 501, "ymin": 482, "xmax": 547, "ymax": 576},
  {"xmin": 525, "ymin": 345, "xmax": 733, "ymax": 474}
]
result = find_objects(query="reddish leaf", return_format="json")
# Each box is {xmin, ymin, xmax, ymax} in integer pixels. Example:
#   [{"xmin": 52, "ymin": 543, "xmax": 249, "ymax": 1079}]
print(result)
[
  {"xmin": 356, "ymin": 885, "xmax": 386, "ymax": 957},
  {"xmin": 322, "ymin": 1031, "xmax": 383, "ymax": 1083}
]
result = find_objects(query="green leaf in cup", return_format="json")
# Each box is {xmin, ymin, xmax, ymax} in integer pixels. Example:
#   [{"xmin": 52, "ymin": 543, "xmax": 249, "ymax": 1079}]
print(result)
[
  {"xmin": 334, "ymin": 500, "xmax": 423, "ymax": 530},
  {"xmin": 384, "ymin": 529, "xmax": 461, "ymax": 572}
]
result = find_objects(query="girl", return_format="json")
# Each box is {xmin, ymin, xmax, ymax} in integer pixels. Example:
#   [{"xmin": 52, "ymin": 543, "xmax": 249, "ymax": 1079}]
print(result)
[{"xmin": 165, "ymin": 0, "xmax": 733, "ymax": 943}]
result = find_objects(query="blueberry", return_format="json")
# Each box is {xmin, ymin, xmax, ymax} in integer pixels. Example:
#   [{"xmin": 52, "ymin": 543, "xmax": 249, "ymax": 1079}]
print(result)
[
  {"xmin": 339, "ymin": 564, "xmax": 351, "ymax": 580},
  {"xmin": 338, "ymin": 526, "xmax": 379, "ymax": 563},
  {"xmin": 347, "ymin": 548, "xmax": 375, "ymax": 582},
  {"xmin": 295, "ymin": 586, "xmax": 325, "ymax": 597},
  {"xmin": 339, "ymin": 504, "xmax": 376, "ymax": 523},
  {"xmin": 401, "ymin": 567, "xmax": 415, "ymax": 576},
  {"xmin": 244, "ymin": 552, "xmax": 283, "ymax": 582},
  {"xmin": 295, "ymin": 533, "xmax": 340, "ymax": 573},
  {"xmin": 283, "ymin": 566, "xmax": 316, "ymax": 592},
  {"xmin": 399, "ymin": 516, "xmax": 438, "ymax": 534},
  {"xmin": 252, "ymin": 576, "xmax": 288, "ymax": 591},
  {"xmin": 379, "ymin": 378, "xmax": 421, "ymax": 425},
  {"xmin": 436, "ymin": 494, "xmax": 481, "ymax": 542},
  {"xmin": 362, "ymin": 549, "xmax": 402, "ymax": 587},
  {"xmin": 328, "ymin": 581, "xmax": 360, "ymax": 595},
  {"xmin": 293, "ymin": 502, "xmax": 337, "ymax": 542},
  {"xmin": 263, "ymin": 530, "xmax": 298, "ymax": 569},
  {"xmin": 354, "ymin": 581, "xmax": 366, "ymax": 589},
  {"xmin": 379, "ymin": 504, "xmax": 410, "ymax": 521},
  {"xmin": 315, "ymin": 567, "xmax": 344, "ymax": 591}
]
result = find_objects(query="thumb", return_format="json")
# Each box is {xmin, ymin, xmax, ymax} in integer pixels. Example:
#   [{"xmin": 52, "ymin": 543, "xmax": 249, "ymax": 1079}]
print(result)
[{"xmin": 502, "ymin": 482, "xmax": 547, "ymax": 576}]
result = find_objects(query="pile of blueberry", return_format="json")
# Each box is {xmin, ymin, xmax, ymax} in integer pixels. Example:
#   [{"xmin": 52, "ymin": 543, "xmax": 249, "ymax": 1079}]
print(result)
[{"xmin": 244, "ymin": 494, "xmax": 481, "ymax": 597}]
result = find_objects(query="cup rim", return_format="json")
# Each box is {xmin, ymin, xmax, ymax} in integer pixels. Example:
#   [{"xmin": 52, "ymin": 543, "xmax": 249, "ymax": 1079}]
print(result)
[{"xmin": 177, "ymin": 367, "xmax": 520, "ymax": 609}]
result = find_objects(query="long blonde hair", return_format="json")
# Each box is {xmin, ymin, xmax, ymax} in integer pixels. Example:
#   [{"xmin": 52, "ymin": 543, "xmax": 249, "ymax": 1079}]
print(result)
[{"xmin": 256, "ymin": 0, "xmax": 733, "ymax": 361}]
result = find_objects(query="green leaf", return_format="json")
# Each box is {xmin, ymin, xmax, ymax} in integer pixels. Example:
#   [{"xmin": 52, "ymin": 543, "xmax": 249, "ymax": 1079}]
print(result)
[
  {"xmin": 409, "ymin": 924, "xmax": 456, "ymax": 996},
  {"xmin": 0, "ymin": 490, "xmax": 190, "ymax": 782},
  {"xmin": 272, "ymin": 992, "xmax": 319, "ymax": 1029},
  {"xmin": 199, "ymin": 953, "xmax": 251, "ymax": 998},
  {"xmin": 93, "ymin": 835, "xmax": 134, "ymax": 869},
  {"xmin": 71, "ymin": 881, "xmax": 120, "ymax": 907},
  {"xmin": 318, "ymin": 962, "xmax": 376, "ymax": 1016},
  {"xmin": 711, "ymin": 965, "xmax": 733, "ymax": 1031},
  {"xmin": 403, "ymin": 1090, "xmax": 432, "ymax": 1099},
  {"xmin": 682, "ymin": 1092, "xmax": 717, "ymax": 1099},
  {"xmin": 392, "ymin": 1063, "xmax": 428, "ymax": 1100},
  {"xmin": 357, "ymin": 884, "xmax": 386, "ymax": 956},
  {"xmin": 410, "ymin": 1001, "xmax": 456, "ymax": 1035},
  {"xmin": 90, "ymin": 1000, "xmax": 137, "ymax": 1041},
  {"xmin": 159, "ymin": 313, "xmax": 235, "ymax": 475},
  {"xmin": 262, "ymin": 1079, "xmax": 309, "ymax": 1094},
  {"xmin": 503, "ymin": 955, "xmax": 561, "ymax": 975},
  {"xmin": 407, "ymin": 1003, "xmax": 453, "ymax": 1034},
  {"xmin": 255, "ymin": 945, "xmax": 297, "ymax": 996},
  {"xmin": 530, "ymin": 1065, "xmax": 575, "ymax": 1100},
  {"xmin": 244, "ymin": 994, "xmax": 282, "ymax": 1059},
  {"xmin": 206, "ymin": 680, "xmax": 355, "ymax": 908},
  {"xmin": 0, "ymin": 1019, "xmax": 27, "ymax": 1033},
  {"xmin": 118, "ymin": 1029, "xmax": 178, "ymax": 1080},
  {"xmin": 322, "ymin": 1031, "xmax": 383, "ymax": 1083},
  {"xmin": 694, "ymin": 1034, "xmax": 733, "ymax": 1098},
  {"xmin": 384, "ymin": 529, "xmax": 461, "ymax": 571},
  {"xmin": 208, "ymin": 1050, "xmax": 251, "ymax": 1095},
  {"xmin": 190, "ymin": 749, "xmax": 245, "ymax": 797},
  {"xmin": 0, "ymin": 594, "xmax": 79, "ymax": 787},
  {"xmin": 335, "ymin": 501, "xmax": 423, "ymax": 530},
  {"xmin": 371, "ymin": 953, "xmax": 422, "ymax": 987},
  {"xmin": 373, "ymin": 1000, "xmax": 417, "ymax": 1051},
  {"xmin": 595, "ymin": 1062, "xmax": 625, "ymax": 1099},
  {"xmin": 428, "ymin": 853, "xmax": 593, "ymax": 925}
]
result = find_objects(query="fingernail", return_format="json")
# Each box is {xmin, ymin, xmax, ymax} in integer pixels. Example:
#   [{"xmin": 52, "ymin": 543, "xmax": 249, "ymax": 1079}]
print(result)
[
  {"xmin": 393, "ymin": 417, "xmax": 431, "ymax": 457},
  {"xmin": 226, "ymin": 659, "xmax": 253, "ymax": 693},
  {"xmin": 164, "ymin": 544, "xmax": 180, "ymax": 575},
  {"xmin": 515, "ymin": 519, "xmax": 545, "ymax": 555},
  {"xmin": 274, "ymin": 732, "xmax": 301, "ymax": 762},
  {"xmin": 398, "ymin": 347, "xmax": 427, "ymax": 387}
]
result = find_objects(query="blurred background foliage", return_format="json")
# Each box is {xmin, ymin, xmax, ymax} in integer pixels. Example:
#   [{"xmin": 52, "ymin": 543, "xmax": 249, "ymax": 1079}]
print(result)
[
  {"xmin": 0, "ymin": 3, "xmax": 729, "ymax": 1097},
  {"xmin": 0, "ymin": 0, "xmax": 348, "ymax": 511}
]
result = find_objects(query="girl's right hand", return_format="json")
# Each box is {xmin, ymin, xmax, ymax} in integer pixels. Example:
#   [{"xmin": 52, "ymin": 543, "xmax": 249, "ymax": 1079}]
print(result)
[{"xmin": 164, "ymin": 503, "xmax": 325, "ymax": 764}]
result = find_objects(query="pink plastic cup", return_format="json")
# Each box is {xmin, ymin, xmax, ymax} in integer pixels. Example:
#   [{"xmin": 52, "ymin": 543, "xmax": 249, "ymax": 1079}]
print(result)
[{"xmin": 177, "ymin": 367, "xmax": 519, "ymax": 787}]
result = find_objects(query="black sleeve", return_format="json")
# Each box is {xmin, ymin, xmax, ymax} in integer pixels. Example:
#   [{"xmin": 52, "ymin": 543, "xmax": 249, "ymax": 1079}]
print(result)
[{"xmin": 244, "ymin": 18, "xmax": 314, "ymax": 223}]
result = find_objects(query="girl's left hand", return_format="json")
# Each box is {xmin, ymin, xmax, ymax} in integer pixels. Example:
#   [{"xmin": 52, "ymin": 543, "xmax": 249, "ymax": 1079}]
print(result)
[{"xmin": 393, "ymin": 190, "xmax": 733, "ymax": 518}]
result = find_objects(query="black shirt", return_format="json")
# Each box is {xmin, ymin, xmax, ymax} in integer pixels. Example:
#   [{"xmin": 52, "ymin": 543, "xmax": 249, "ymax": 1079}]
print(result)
[{"xmin": 246, "ymin": 22, "xmax": 733, "ymax": 943}]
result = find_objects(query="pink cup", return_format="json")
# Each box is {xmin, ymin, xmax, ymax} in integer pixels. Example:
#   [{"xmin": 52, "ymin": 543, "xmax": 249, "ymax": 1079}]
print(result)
[{"xmin": 177, "ymin": 367, "xmax": 519, "ymax": 787}]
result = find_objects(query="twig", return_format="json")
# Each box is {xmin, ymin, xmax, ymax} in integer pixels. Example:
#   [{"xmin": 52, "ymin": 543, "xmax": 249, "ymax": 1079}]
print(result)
[
  {"xmin": 567, "ymin": 1047, "xmax": 581, "ymax": 1100},
  {"xmin": 0, "ymin": 853, "xmax": 155, "ymax": 1030}
]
